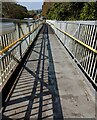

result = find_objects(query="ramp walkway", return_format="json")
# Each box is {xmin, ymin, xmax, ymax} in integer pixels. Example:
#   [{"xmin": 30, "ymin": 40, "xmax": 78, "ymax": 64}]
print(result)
[{"xmin": 2, "ymin": 24, "xmax": 95, "ymax": 119}]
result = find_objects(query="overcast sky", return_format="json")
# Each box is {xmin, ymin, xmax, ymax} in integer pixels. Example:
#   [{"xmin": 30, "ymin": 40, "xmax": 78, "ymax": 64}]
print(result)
[{"xmin": 17, "ymin": 1, "xmax": 43, "ymax": 10}]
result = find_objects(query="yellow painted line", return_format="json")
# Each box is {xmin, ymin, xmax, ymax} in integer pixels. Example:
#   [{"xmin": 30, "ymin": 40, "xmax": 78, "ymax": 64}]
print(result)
[
  {"xmin": 0, "ymin": 23, "xmax": 42, "ymax": 55},
  {"xmin": 49, "ymin": 22, "xmax": 97, "ymax": 54}
]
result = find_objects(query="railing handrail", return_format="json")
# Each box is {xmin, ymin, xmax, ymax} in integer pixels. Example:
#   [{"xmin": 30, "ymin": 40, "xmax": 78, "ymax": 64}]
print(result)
[
  {"xmin": 49, "ymin": 20, "xmax": 97, "ymax": 25},
  {"xmin": 48, "ymin": 21, "xmax": 97, "ymax": 54},
  {"xmin": 0, "ymin": 18, "xmax": 41, "ymax": 23},
  {"xmin": 0, "ymin": 18, "xmax": 43, "ymax": 87},
  {"xmin": 0, "ymin": 23, "xmax": 42, "ymax": 55}
]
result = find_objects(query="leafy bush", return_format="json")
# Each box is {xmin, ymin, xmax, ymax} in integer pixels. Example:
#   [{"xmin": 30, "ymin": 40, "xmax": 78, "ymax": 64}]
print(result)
[{"xmin": 42, "ymin": 2, "xmax": 97, "ymax": 20}]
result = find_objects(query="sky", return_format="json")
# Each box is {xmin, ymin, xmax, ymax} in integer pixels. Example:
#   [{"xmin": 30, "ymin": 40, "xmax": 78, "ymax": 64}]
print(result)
[{"xmin": 17, "ymin": 1, "xmax": 43, "ymax": 10}]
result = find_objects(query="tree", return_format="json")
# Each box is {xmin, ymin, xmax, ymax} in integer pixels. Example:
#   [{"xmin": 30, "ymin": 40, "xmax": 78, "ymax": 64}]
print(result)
[
  {"xmin": 80, "ymin": 2, "xmax": 97, "ymax": 20},
  {"xmin": 42, "ymin": 2, "xmax": 97, "ymax": 20},
  {"xmin": 2, "ymin": 2, "xmax": 30, "ymax": 19}
]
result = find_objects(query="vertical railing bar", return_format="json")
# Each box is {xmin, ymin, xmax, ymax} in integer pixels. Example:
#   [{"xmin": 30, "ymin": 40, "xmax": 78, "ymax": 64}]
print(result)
[
  {"xmin": 85, "ymin": 25, "xmax": 93, "ymax": 73},
  {"xmin": 28, "ymin": 23, "xmax": 31, "ymax": 44},
  {"xmin": 92, "ymin": 27, "xmax": 97, "ymax": 83},
  {"xmin": 87, "ymin": 26, "xmax": 94, "ymax": 76},
  {"xmin": 79, "ymin": 25, "xmax": 84, "ymax": 67},
  {"xmin": 84, "ymin": 25, "xmax": 89, "ymax": 72},
  {"xmin": 5, "ymin": 34, "xmax": 9, "ymax": 74},
  {"xmin": 75, "ymin": 23, "xmax": 81, "ymax": 59},
  {"xmin": 87, "ymin": 26, "xmax": 96, "ymax": 76},
  {"xmin": 18, "ymin": 23, "xmax": 22, "ymax": 59},
  {"xmin": 82, "ymin": 25, "xmax": 87, "ymax": 68},
  {"xmin": 82, "ymin": 25, "xmax": 86, "ymax": 69},
  {"xmin": 77, "ymin": 24, "xmax": 82, "ymax": 61},
  {"xmin": 91, "ymin": 32, "xmax": 97, "ymax": 80},
  {"xmin": 64, "ymin": 22, "xmax": 67, "ymax": 46}
]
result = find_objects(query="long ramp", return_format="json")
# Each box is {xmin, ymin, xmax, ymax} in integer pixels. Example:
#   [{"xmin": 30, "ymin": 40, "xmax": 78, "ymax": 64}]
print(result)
[{"xmin": 2, "ymin": 24, "xmax": 95, "ymax": 119}]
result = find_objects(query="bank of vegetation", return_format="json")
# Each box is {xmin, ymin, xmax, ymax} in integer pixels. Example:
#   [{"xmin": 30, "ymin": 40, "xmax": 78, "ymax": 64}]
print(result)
[
  {"xmin": 2, "ymin": 2, "xmax": 39, "ymax": 19},
  {"xmin": 42, "ymin": 2, "xmax": 97, "ymax": 20}
]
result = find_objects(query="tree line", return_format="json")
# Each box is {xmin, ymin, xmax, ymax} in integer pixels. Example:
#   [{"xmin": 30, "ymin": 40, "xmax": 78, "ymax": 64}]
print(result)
[
  {"xmin": 2, "ymin": 2, "xmax": 36, "ymax": 19},
  {"xmin": 42, "ymin": 2, "xmax": 97, "ymax": 20}
]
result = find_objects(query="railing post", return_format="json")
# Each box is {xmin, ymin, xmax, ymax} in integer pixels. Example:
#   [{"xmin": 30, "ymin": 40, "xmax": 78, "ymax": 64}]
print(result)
[
  {"xmin": 75, "ymin": 23, "xmax": 81, "ymax": 58},
  {"xmin": 0, "ymin": 61, "xmax": 2, "ymax": 86},
  {"xmin": 64, "ymin": 22, "xmax": 67, "ymax": 46},
  {"xmin": 0, "ymin": 59, "xmax": 2, "ymax": 119},
  {"xmin": 33, "ymin": 22, "xmax": 34, "ymax": 31},
  {"xmin": 28, "ymin": 22, "xmax": 31, "ymax": 44},
  {"xmin": 18, "ymin": 23, "xmax": 22, "ymax": 59},
  {"xmin": 0, "ymin": 36, "xmax": 3, "ymax": 87}
]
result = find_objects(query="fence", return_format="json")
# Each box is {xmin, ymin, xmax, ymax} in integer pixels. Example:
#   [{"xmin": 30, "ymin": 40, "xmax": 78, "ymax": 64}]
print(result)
[
  {"xmin": 47, "ymin": 20, "xmax": 97, "ymax": 87},
  {"xmin": 0, "ymin": 18, "xmax": 43, "ymax": 87}
]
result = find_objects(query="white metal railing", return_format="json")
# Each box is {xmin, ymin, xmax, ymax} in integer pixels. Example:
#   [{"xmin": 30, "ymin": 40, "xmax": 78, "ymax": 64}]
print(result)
[
  {"xmin": 0, "ymin": 18, "xmax": 43, "ymax": 87},
  {"xmin": 47, "ymin": 20, "xmax": 97, "ymax": 87}
]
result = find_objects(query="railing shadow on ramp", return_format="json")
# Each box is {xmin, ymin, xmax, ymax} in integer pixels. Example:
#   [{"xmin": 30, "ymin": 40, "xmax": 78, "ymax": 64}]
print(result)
[{"xmin": 2, "ymin": 24, "xmax": 64, "ymax": 120}]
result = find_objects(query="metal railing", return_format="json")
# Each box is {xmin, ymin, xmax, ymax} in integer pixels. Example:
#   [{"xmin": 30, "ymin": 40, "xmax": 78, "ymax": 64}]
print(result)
[
  {"xmin": 47, "ymin": 20, "xmax": 97, "ymax": 87},
  {"xmin": 0, "ymin": 18, "xmax": 43, "ymax": 87}
]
